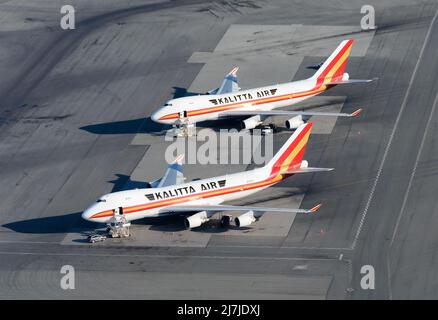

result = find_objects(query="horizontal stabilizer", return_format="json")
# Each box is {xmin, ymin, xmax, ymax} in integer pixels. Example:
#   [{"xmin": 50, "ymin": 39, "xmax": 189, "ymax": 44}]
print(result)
[
  {"xmin": 281, "ymin": 167, "xmax": 334, "ymax": 174},
  {"xmin": 328, "ymin": 77, "xmax": 378, "ymax": 85}
]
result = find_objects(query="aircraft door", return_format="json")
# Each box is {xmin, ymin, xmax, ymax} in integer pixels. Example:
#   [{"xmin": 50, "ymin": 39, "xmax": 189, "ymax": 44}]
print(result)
[{"xmin": 179, "ymin": 110, "xmax": 188, "ymax": 119}]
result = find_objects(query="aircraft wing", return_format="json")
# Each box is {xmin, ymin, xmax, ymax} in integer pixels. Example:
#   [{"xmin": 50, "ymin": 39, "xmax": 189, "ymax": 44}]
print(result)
[
  {"xmin": 219, "ymin": 108, "xmax": 362, "ymax": 118},
  {"xmin": 155, "ymin": 154, "xmax": 185, "ymax": 188},
  {"xmin": 159, "ymin": 203, "xmax": 321, "ymax": 215},
  {"xmin": 209, "ymin": 67, "xmax": 240, "ymax": 95}
]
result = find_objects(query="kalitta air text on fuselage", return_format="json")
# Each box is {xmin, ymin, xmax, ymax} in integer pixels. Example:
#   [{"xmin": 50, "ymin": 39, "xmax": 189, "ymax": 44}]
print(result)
[
  {"xmin": 209, "ymin": 88, "xmax": 278, "ymax": 106},
  {"xmin": 146, "ymin": 180, "xmax": 226, "ymax": 201}
]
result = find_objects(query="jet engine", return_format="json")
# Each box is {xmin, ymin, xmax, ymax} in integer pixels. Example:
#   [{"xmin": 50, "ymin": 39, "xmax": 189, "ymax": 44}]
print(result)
[
  {"xmin": 234, "ymin": 210, "xmax": 256, "ymax": 227},
  {"xmin": 220, "ymin": 215, "xmax": 232, "ymax": 228},
  {"xmin": 285, "ymin": 115, "xmax": 304, "ymax": 129},
  {"xmin": 184, "ymin": 211, "xmax": 209, "ymax": 229},
  {"xmin": 242, "ymin": 115, "xmax": 262, "ymax": 130}
]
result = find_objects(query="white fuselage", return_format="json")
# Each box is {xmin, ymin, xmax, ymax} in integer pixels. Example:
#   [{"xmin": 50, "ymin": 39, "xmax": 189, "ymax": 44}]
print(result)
[
  {"xmin": 151, "ymin": 77, "xmax": 329, "ymax": 125},
  {"xmin": 82, "ymin": 165, "xmax": 283, "ymax": 223}
]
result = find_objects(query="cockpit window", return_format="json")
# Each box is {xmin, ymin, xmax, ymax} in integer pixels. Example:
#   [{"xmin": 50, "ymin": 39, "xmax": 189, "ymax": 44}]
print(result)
[
  {"xmin": 97, "ymin": 199, "xmax": 106, "ymax": 203},
  {"xmin": 164, "ymin": 103, "xmax": 173, "ymax": 106}
]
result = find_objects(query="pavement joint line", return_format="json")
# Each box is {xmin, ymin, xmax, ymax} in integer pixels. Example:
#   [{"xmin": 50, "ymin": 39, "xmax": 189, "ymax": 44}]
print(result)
[
  {"xmin": 386, "ymin": 33, "xmax": 438, "ymax": 300},
  {"xmin": 351, "ymin": 8, "xmax": 438, "ymax": 250},
  {"xmin": 389, "ymin": 74, "xmax": 438, "ymax": 246},
  {"xmin": 387, "ymin": 90, "xmax": 438, "ymax": 298},
  {"xmin": 0, "ymin": 251, "xmax": 340, "ymax": 261}
]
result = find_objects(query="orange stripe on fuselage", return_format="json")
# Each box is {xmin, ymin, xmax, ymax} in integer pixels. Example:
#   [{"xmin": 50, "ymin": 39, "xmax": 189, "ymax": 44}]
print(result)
[
  {"xmin": 91, "ymin": 123, "xmax": 313, "ymax": 220},
  {"xmin": 159, "ymin": 85, "xmax": 327, "ymax": 121},
  {"xmin": 159, "ymin": 41, "xmax": 353, "ymax": 122},
  {"xmin": 90, "ymin": 174, "xmax": 284, "ymax": 220}
]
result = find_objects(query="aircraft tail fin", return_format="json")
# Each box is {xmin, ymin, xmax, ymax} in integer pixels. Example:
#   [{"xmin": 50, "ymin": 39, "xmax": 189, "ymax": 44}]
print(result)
[
  {"xmin": 312, "ymin": 39, "xmax": 354, "ymax": 85},
  {"xmin": 266, "ymin": 122, "xmax": 313, "ymax": 176}
]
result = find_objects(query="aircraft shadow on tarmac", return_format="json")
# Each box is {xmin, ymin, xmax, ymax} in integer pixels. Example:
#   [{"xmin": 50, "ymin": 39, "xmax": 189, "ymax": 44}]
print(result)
[
  {"xmin": 2, "ymin": 212, "xmax": 94, "ymax": 234},
  {"xmin": 172, "ymin": 86, "xmax": 200, "ymax": 98},
  {"xmin": 1, "ymin": 175, "xmax": 134, "ymax": 235},
  {"xmin": 109, "ymin": 174, "xmax": 151, "ymax": 192},
  {"xmin": 79, "ymin": 86, "xmax": 253, "ymax": 135},
  {"xmin": 79, "ymin": 115, "xmax": 245, "ymax": 136},
  {"xmin": 79, "ymin": 116, "xmax": 170, "ymax": 135},
  {"xmin": 79, "ymin": 87, "xmax": 196, "ymax": 136}
]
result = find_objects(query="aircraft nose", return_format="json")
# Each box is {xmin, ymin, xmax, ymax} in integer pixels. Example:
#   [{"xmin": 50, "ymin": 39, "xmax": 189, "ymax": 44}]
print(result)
[
  {"xmin": 81, "ymin": 204, "xmax": 97, "ymax": 221},
  {"xmin": 151, "ymin": 108, "xmax": 170, "ymax": 124},
  {"xmin": 81, "ymin": 209, "xmax": 92, "ymax": 221},
  {"xmin": 151, "ymin": 109, "xmax": 163, "ymax": 123}
]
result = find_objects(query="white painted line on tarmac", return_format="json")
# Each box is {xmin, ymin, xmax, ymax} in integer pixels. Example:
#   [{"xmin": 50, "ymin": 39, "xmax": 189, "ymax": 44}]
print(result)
[
  {"xmin": 352, "ymin": 8, "xmax": 438, "ymax": 250},
  {"xmin": 390, "ymin": 90, "xmax": 438, "ymax": 245}
]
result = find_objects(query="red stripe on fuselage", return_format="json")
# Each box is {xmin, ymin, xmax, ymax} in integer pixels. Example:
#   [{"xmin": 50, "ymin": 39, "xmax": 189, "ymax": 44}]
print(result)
[
  {"xmin": 159, "ymin": 86, "xmax": 327, "ymax": 121},
  {"xmin": 90, "ymin": 175, "xmax": 284, "ymax": 220}
]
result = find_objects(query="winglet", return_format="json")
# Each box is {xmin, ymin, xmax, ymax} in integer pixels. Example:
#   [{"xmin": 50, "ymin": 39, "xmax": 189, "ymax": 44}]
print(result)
[
  {"xmin": 351, "ymin": 108, "xmax": 363, "ymax": 117},
  {"xmin": 174, "ymin": 154, "xmax": 185, "ymax": 165},
  {"xmin": 309, "ymin": 203, "xmax": 322, "ymax": 213},
  {"xmin": 228, "ymin": 66, "xmax": 239, "ymax": 76}
]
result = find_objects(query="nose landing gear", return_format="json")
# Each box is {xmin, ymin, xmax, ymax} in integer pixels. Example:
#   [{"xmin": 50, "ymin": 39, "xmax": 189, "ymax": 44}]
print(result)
[
  {"xmin": 169, "ymin": 111, "xmax": 196, "ymax": 137},
  {"xmin": 106, "ymin": 207, "xmax": 131, "ymax": 238}
]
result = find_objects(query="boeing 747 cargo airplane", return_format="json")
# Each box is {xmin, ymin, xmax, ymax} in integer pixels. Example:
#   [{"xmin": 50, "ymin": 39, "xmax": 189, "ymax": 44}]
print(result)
[
  {"xmin": 151, "ymin": 39, "xmax": 373, "ymax": 131},
  {"xmin": 82, "ymin": 122, "xmax": 331, "ymax": 229}
]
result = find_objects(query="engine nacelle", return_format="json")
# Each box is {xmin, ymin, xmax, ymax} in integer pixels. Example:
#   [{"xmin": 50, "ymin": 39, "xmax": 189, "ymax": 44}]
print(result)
[
  {"xmin": 242, "ymin": 115, "xmax": 262, "ymax": 130},
  {"xmin": 234, "ymin": 210, "xmax": 256, "ymax": 228},
  {"xmin": 220, "ymin": 215, "xmax": 232, "ymax": 228},
  {"xmin": 285, "ymin": 115, "xmax": 304, "ymax": 129},
  {"xmin": 184, "ymin": 211, "xmax": 209, "ymax": 229}
]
